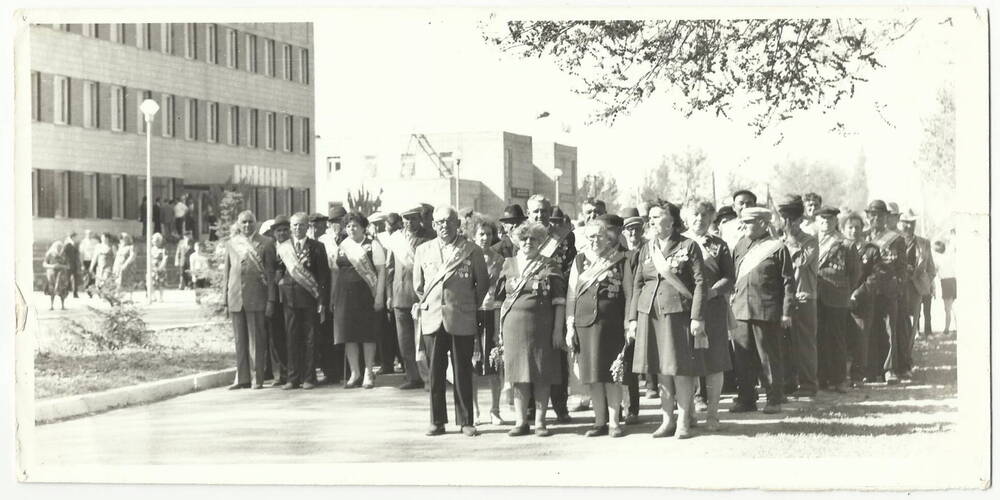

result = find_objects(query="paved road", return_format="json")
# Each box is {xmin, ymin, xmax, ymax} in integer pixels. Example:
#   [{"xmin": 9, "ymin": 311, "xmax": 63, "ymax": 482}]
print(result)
[
  {"xmin": 30, "ymin": 339, "xmax": 959, "ymax": 466},
  {"xmin": 33, "ymin": 289, "xmax": 212, "ymax": 331}
]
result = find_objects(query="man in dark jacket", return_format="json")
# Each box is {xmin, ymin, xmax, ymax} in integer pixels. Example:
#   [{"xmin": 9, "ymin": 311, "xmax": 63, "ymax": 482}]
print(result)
[
  {"xmin": 276, "ymin": 212, "xmax": 330, "ymax": 390},
  {"xmin": 864, "ymin": 200, "xmax": 908, "ymax": 385},
  {"xmin": 843, "ymin": 212, "xmax": 881, "ymax": 386},
  {"xmin": 730, "ymin": 207, "xmax": 796, "ymax": 414},
  {"xmin": 814, "ymin": 207, "xmax": 861, "ymax": 393}
]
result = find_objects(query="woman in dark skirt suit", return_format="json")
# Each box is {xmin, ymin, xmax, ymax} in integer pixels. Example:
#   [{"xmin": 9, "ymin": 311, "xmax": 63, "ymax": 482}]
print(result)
[
  {"xmin": 471, "ymin": 218, "xmax": 506, "ymax": 425},
  {"xmin": 497, "ymin": 222, "xmax": 567, "ymax": 437},
  {"xmin": 682, "ymin": 200, "xmax": 735, "ymax": 432},
  {"xmin": 331, "ymin": 212, "xmax": 387, "ymax": 389},
  {"xmin": 566, "ymin": 219, "xmax": 631, "ymax": 438},
  {"xmin": 627, "ymin": 202, "xmax": 707, "ymax": 439}
]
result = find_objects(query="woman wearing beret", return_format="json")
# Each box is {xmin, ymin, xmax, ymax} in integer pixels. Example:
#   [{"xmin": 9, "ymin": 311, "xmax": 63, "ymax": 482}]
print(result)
[
  {"xmin": 682, "ymin": 200, "xmax": 735, "ymax": 432},
  {"xmin": 497, "ymin": 221, "xmax": 567, "ymax": 437},
  {"xmin": 566, "ymin": 219, "xmax": 631, "ymax": 438},
  {"xmin": 628, "ymin": 202, "xmax": 707, "ymax": 439}
]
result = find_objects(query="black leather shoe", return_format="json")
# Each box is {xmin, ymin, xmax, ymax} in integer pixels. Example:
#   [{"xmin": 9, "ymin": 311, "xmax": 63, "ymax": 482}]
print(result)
[
  {"xmin": 302, "ymin": 382, "xmax": 316, "ymax": 390},
  {"xmin": 425, "ymin": 425, "xmax": 446, "ymax": 436},
  {"xmin": 228, "ymin": 383, "xmax": 251, "ymax": 390},
  {"xmin": 555, "ymin": 413, "xmax": 572, "ymax": 424},
  {"xmin": 344, "ymin": 379, "xmax": 362, "ymax": 389},
  {"xmin": 398, "ymin": 380, "xmax": 425, "ymax": 390},
  {"xmin": 729, "ymin": 403, "xmax": 758, "ymax": 413},
  {"xmin": 282, "ymin": 383, "xmax": 300, "ymax": 390},
  {"xmin": 585, "ymin": 425, "xmax": 609, "ymax": 437},
  {"xmin": 508, "ymin": 424, "xmax": 530, "ymax": 437}
]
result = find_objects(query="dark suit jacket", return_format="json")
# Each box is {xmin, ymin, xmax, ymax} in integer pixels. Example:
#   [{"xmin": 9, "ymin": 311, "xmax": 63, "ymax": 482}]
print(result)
[
  {"xmin": 569, "ymin": 252, "xmax": 631, "ymax": 328},
  {"xmin": 731, "ymin": 235, "xmax": 795, "ymax": 323},
  {"xmin": 276, "ymin": 238, "xmax": 330, "ymax": 309},
  {"xmin": 627, "ymin": 235, "xmax": 706, "ymax": 322},
  {"xmin": 816, "ymin": 234, "xmax": 861, "ymax": 308},
  {"xmin": 865, "ymin": 229, "xmax": 907, "ymax": 299},
  {"xmin": 62, "ymin": 240, "xmax": 80, "ymax": 273},
  {"xmin": 223, "ymin": 233, "xmax": 277, "ymax": 313},
  {"xmin": 413, "ymin": 237, "xmax": 490, "ymax": 336}
]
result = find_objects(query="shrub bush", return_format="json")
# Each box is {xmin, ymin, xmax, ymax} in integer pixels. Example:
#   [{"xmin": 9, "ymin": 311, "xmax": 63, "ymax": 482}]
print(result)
[{"xmin": 62, "ymin": 286, "xmax": 153, "ymax": 351}]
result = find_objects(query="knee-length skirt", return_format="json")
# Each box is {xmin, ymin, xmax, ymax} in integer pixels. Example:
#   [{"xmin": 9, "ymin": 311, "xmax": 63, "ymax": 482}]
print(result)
[
  {"xmin": 632, "ymin": 307, "xmax": 704, "ymax": 377},
  {"xmin": 333, "ymin": 267, "xmax": 379, "ymax": 344},
  {"xmin": 501, "ymin": 297, "xmax": 562, "ymax": 385},
  {"xmin": 701, "ymin": 297, "xmax": 734, "ymax": 374},
  {"xmin": 575, "ymin": 305, "xmax": 626, "ymax": 384}
]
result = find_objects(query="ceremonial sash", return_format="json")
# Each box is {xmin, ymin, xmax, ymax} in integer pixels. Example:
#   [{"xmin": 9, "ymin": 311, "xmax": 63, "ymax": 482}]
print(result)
[
  {"xmin": 735, "ymin": 237, "xmax": 784, "ymax": 283},
  {"xmin": 499, "ymin": 256, "xmax": 546, "ymax": 325},
  {"xmin": 648, "ymin": 239, "xmax": 694, "ymax": 300},
  {"xmin": 318, "ymin": 233, "xmax": 339, "ymax": 269},
  {"xmin": 817, "ymin": 234, "xmax": 843, "ymax": 269},
  {"xmin": 277, "ymin": 240, "xmax": 321, "ymax": 299},
  {"xmin": 540, "ymin": 227, "xmax": 569, "ymax": 258},
  {"xmin": 341, "ymin": 238, "xmax": 380, "ymax": 297},
  {"xmin": 420, "ymin": 238, "xmax": 476, "ymax": 305},
  {"xmin": 575, "ymin": 251, "xmax": 625, "ymax": 299},
  {"xmin": 229, "ymin": 234, "xmax": 267, "ymax": 285}
]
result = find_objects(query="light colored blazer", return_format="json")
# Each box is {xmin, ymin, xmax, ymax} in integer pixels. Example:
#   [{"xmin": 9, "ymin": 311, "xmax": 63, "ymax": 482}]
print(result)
[
  {"xmin": 223, "ymin": 233, "xmax": 277, "ymax": 313},
  {"xmin": 412, "ymin": 237, "xmax": 489, "ymax": 336}
]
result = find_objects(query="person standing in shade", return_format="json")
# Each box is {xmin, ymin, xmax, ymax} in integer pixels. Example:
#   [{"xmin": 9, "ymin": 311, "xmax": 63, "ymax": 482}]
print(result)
[
  {"xmin": 496, "ymin": 221, "xmax": 567, "ymax": 437},
  {"xmin": 899, "ymin": 210, "xmax": 935, "ymax": 350},
  {"xmin": 470, "ymin": 218, "xmax": 506, "ymax": 425},
  {"xmin": 526, "ymin": 194, "xmax": 576, "ymax": 424},
  {"xmin": 842, "ymin": 212, "xmax": 881, "ymax": 386},
  {"xmin": 777, "ymin": 196, "xmax": 819, "ymax": 400},
  {"xmin": 332, "ymin": 212, "xmax": 387, "ymax": 389},
  {"xmin": 681, "ymin": 199, "xmax": 735, "ymax": 432},
  {"xmin": 112, "ymin": 233, "xmax": 137, "ymax": 300},
  {"xmin": 814, "ymin": 207, "xmax": 861, "ymax": 393},
  {"xmin": 617, "ymin": 208, "xmax": 646, "ymax": 424},
  {"xmin": 566, "ymin": 218, "xmax": 630, "ymax": 438},
  {"xmin": 90, "ymin": 232, "xmax": 115, "ymax": 291},
  {"xmin": 262, "ymin": 216, "xmax": 291, "ymax": 386},
  {"xmin": 79, "ymin": 230, "xmax": 97, "ymax": 297},
  {"xmin": 414, "ymin": 206, "xmax": 490, "ymax": 437},
  {"xmin": 317, "ymin": 205, "xmax": 348, "ymax": 383},
  {"xmin": 729, "ymin": 207, "xmax": 795, "ymax": 414},
  {"xmin": 368, "ymin": 211, "xmax": 401, "ymax": 376},
  {"xmin": 223, "ymin": 210, "xmax": 277, "ymax": 390},
  {"xmin": 493, "ymin": 204, "xmax": 528, "ymax": 258},
  {"xmin": 627, "ymin": 202, "xmax": 707, "ymax": 439},
  {"xmin": 276, "ymin": 213, "xmax": 330, "ymax": 390},
  {"xmin": 62, "ymin": 232, "xmax": 81, "ymax": 299},
  {"xmin": 175, "ymin": 231, "xmax": 195, "ymax": 290},
  {"xmin": 864, "ymin": 200, "xmax": 907, "ymax": 385},
  {"xmin": 385, "ymin": 206, "xmax": 431, "ymax": 390}
]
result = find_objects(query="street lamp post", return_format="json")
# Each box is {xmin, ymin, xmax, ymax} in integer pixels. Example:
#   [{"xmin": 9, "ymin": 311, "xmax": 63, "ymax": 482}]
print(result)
[
  {"xmin": 553, "ymin": 168, "xmax": 563, "ymax": 208},
  {"xmin": 453, "ymin": 150, "xmax": 463, "ymax": 209},
  {"xmin": 140, "ymin": 99, "xmax": 160, "ymax": 305}
]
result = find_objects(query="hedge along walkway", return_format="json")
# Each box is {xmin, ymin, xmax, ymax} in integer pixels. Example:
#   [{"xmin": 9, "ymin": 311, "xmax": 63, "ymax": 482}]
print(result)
[{"xmin": 34, "ymin": 322, "xmax": 233, "ymax": 401}]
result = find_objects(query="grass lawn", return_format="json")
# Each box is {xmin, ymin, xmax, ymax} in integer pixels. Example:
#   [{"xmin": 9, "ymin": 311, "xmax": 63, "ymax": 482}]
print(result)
[{"xmin": 34, "ymin": 323, "xmax": 233, "ymax": 400}]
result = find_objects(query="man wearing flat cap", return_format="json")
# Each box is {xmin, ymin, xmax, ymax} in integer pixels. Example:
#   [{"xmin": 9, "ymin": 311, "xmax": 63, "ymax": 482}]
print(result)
[
  {"xmin": 729, "ymin": 206, "xmax": 796, "ymax": 414},
  {"xmin": 264, "ymin": 215, "xmax": 292, "ymax": 386},
  {"xmin": 864, "ymin": 200, "xmax": 907, "ymax": 385},
  {"xmin": 316, "ymin": 205, "xmax": 348, "ymax": 383},
  {"xmin": 898, "ymin": 209, "xmax": 934, "ymax": 375},
  {"xmin": 615, "ymin": 209, "xmax": 644, "ymax": 423},
  {"xmin": 276, "ymin": 212, "xmax": 331, "ymax": 389},
  {"xmin": 813, "ymin": 207, "xmax": 861, "ymax": 393},
  {"xmin": 385, "ymin": 205, "xmax": 432, "ymax": 389},
  {"xmin": 777, "ymin": 195, "xmax": 820, "ymax": 400}
]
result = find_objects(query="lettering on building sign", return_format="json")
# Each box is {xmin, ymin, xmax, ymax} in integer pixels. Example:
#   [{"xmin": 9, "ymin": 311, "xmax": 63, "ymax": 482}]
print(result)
[
  {"xmin": 233, "ymin": 165, "xmax": 288, "ymax": 187},
  {"xmin": 511, "ymin": 187, "xmax": 531, "ymax": 198}
]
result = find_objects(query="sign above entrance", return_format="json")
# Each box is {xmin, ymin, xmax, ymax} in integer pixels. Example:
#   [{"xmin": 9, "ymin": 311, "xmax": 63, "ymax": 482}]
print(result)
[{"xmin": 233, "ymin": 165, "xmax": 288, "ymax": 187}]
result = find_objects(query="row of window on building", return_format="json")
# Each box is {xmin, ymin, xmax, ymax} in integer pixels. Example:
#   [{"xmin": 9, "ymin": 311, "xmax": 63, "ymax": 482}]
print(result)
[
  {"xmin": 48, "ymin": 23, "xmax": 311, "ymax": 85},
  {"xmin": 32, "ymin": 169, "xmax": 311, "ymax": 224},
  {"xmin": 31, "ymin": 71, "xmax": 311, "ymax": 154}
]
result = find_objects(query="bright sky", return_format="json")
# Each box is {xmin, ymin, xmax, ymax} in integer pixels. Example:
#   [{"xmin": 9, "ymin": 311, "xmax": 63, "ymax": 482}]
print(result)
[{"xmin": 315, "ymin": 10, "xmax": 958, "ymax": 211}]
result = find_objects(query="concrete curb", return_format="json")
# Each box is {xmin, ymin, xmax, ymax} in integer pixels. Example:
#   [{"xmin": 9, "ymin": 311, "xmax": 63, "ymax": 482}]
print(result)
[{"xmin": 35, "ymin": 367, "xmax": 237, "ymax": 425}]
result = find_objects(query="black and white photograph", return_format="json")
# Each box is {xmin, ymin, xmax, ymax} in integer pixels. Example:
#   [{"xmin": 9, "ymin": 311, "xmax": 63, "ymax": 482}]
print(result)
[{"xmin": 6, "ymin": 2, "xmax": 992, "ymax": 493}]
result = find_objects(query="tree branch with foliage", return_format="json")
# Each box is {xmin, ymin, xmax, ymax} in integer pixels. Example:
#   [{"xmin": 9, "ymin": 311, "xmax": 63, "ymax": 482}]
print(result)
[{"xmin": 485, "ymin": 18, "xmax": 916, "ymax": 136}]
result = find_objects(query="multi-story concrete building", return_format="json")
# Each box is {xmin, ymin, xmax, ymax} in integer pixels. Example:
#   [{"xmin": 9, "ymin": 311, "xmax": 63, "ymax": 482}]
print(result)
[
  {"xmin": 29, "ymin": 22, "xmax": 315, "ymax": 244},
  {"xmin": 318, "ymin": 131, "xmax": 578, "ymax": 219}
]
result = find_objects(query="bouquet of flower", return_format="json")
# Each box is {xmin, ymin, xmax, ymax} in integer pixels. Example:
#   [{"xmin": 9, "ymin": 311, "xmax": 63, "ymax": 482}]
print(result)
[
  {"xmin": 610, "ymin": 338, "xmax": 635, "ymax": 384},
  {"xmin": 489, "ymin": 345, "xmax": 504, "ymax": 371}
]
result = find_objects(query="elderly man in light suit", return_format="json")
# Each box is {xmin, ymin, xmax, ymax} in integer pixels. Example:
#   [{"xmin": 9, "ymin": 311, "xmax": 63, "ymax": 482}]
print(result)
[
  {"xmin": 413, "ymin": 205, "xmax": 490, "ymax": 437},
  {"xmin": 223, "ymin": 210, "xmax": 278, "ymax": 390}
]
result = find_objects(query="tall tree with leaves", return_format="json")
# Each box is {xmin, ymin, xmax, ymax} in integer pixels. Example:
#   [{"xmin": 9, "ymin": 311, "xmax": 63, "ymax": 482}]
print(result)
[
  {"xmin": 638, "ymin": 148, "xmax": 712, "ymax": 204},
  {"xmin": 579, "ymin": 172, "xmax": 621, "ymax": 214},
  {"xmin": 913, "ymin": 85, "xmax": 956, "ymax": 237},
  {"xmin": 487, "ymin": 19, "xmax": 916, "ymax": 136}
]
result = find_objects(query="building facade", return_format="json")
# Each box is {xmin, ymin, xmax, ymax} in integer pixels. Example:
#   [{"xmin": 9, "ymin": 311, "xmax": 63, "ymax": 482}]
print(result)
[
  {"xmin": 29, "ymin": 22, "xmax": 315, "ymax": 244},
  {"xmin": 318, "ymin": 131, "xmax": 578, "ymax": 219}
]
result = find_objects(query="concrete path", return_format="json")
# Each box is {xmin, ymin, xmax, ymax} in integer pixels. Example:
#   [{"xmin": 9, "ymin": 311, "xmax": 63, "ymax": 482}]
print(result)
[{"xmin": 30, "ymin": 339, "xmax": 960, "ymax": 466}]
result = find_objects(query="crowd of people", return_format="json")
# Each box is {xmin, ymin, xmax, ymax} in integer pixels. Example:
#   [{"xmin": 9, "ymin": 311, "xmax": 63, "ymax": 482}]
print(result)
[{"xmin": 217, "ymin": 189, "xmax": 958, "ymax": 439}]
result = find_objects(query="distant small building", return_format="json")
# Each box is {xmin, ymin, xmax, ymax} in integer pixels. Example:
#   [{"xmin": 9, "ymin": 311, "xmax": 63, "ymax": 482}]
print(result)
[{"xmin": 318, "ymin": 131, "xmax": 578, "ymax": 218}]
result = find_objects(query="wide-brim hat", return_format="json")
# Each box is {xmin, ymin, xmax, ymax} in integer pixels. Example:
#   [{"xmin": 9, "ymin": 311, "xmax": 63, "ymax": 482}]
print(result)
[
  {"xmin": 549, "ymin": 207, "xmax": 568, "ymax": 223},
  {"xmin": 777, "ymin": 195, "xmax": 805, "ymax": 217},
  {"xmin": 899, "ymin": 209, "xmax": 919, "ymax": 223},
  {"xmin": 597, "ymin": 213, "xmax": 624, "ymax": 228},
  {"xmin": 258, "ymin": 219, "xmax": 275, "ymax": 235},
  {"xmin": 308, "ymin": 212, "xmax": 328, "ymax": 223},
  {"xmin": 887, "ymin": 202, "xmax": 901, "ymax": 215},
  {"xmin": 499, "ymin": 204, "xmax": 527, "ymax": 223},
  {"xmin": 369, "ymin": 211, "xmax": 387, "ymax": 223},
  {"xmin": 814, "ymin": 206, "xmax": 840, "ymax": 218}
]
